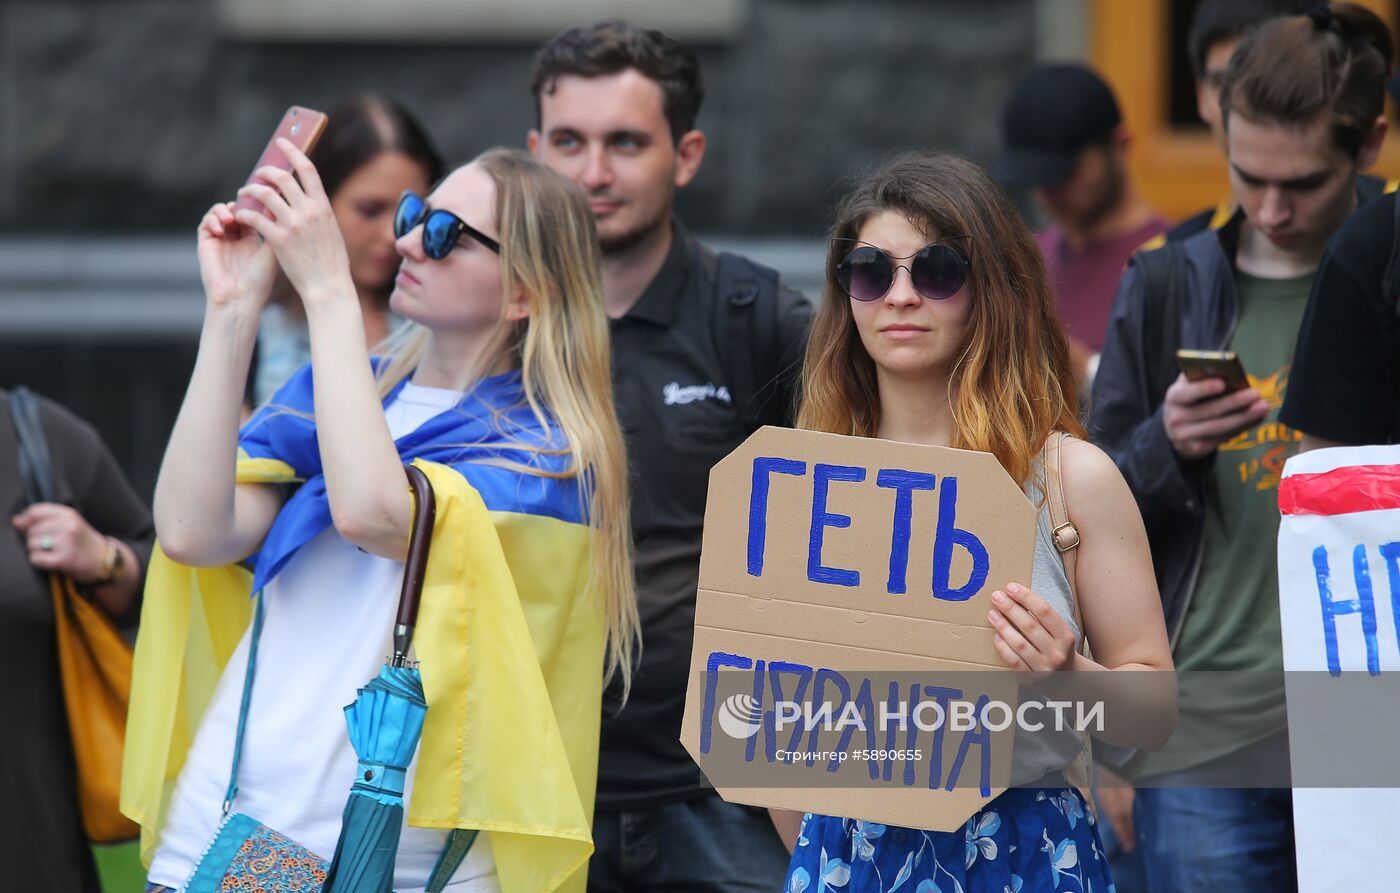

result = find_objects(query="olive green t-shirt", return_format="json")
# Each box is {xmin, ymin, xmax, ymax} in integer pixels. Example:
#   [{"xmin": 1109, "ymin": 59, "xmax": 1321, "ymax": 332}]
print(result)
[{"xmin": 1134, "ymin": 269, "xmax": 1312, "ymax": 779}]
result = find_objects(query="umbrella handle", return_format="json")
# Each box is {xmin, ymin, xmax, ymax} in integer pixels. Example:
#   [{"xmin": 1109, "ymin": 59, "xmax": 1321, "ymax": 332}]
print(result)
[{"xmin": 392, "ymin": 464, "xmax": 436, "ymax": 667}]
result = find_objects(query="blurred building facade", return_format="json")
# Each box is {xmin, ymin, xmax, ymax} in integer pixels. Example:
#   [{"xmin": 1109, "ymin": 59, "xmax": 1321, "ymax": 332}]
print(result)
[
  {"xmin": 9, "ymin": 0, "xmax": 1400, "ymax": 502},
  {"xmin": 0, "ymin": 0, "xmax": 1095, "ymax": 495},
  {"xmin": 0, "ymin": 0, "xmax": 1056, "ymax": 236}
]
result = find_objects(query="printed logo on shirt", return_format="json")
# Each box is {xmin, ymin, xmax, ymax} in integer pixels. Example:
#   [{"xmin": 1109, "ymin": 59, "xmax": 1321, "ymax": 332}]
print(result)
[
  {"xmin": 663, "ymin": 382, "xmax": 732, "ymax": 406},
  {"xmin": 1220, "ymin": 365, "xmax": 1300, "ymax": 491},
  {"xmin": 1248, "ymin": 368, "xmax": 1288, "ymax": 411}
]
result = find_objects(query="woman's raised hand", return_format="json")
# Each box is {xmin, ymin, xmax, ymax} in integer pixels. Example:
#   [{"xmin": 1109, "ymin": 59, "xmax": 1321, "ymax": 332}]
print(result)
[
  {"xmin": 197, "ymin": 200, "xmax": 277, "ymax": 314},
  {"xmin": 233, "ymin": 138, "xmax": 353, "ymax": 309}
]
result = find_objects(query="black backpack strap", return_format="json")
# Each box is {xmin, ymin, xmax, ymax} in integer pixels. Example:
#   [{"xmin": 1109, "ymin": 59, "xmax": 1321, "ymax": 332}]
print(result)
[
  {"xmin": 1131, "ymin": 241, "xmax": 1188, "ymax": 399},
  {"xmin": 713, "ymin": 251, "xmax": 782, "ymax": 431},
  {"xmin": 8, "ymin": 387, "xmax": 58, "ymax": 506},
  {"xmin": 1383, "ymin": 192, "xmax": 1400, "ymax": 323}
]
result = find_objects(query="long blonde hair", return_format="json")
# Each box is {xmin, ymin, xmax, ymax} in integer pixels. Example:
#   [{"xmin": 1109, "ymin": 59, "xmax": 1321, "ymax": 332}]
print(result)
[
  {"xmin": 798, "ymin": 152, "xmax": 1084, "ymax": 487},
  {"xmin": 376, "ymin": 147, "xmax": 639, "ymax": 694}
]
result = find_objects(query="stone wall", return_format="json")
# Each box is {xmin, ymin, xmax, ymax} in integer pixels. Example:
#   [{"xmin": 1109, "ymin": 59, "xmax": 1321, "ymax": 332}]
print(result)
[{"xmin": 1, "ymin": 0, "xmax": 1037, "ymax": 236}]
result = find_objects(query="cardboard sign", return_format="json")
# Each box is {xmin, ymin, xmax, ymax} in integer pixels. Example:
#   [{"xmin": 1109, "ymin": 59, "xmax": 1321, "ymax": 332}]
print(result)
[
  {"xmin": 680, "ymin": 427, "xmax": 1038, "ymax": 832},
  {"xmin": 1278, "ymin": 446, "xmax": 1400, "ymax": 889}
]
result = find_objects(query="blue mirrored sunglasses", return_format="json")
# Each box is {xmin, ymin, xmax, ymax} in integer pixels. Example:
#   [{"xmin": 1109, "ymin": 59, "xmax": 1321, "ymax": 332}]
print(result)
[{"xmin": 394, "ymin": 190, "xmax": 501, "ymax": 259}]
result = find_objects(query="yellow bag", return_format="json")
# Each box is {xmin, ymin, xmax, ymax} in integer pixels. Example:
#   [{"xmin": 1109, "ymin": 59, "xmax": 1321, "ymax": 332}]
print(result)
[
  {"xmin": 50, "ymin": 572, "xmax": 140, "ymax": 843},
  {"xmin": 9, "ymin": 386, "xmax": 139, "ymax": 843}
]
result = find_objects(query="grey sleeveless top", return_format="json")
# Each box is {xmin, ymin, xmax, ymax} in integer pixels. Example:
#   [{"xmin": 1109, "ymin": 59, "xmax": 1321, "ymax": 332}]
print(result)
[{"xmin": 1007, "ymin": 450, "xmax": 1088, "ymax": 786}]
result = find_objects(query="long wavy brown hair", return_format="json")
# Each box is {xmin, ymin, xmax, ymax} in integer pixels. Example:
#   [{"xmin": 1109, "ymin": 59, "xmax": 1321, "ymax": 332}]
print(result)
[{"xmin": 797, "ymin": 151, "xmax": 1084, "ymax": 487}]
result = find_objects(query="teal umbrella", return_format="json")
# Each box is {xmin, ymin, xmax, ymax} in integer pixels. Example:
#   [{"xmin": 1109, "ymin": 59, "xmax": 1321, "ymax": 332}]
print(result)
[
  {"xmin": 322, "ymin": 467, "xmax": 473, "ymax": 892},
  {"xmin": 321, "ymin": 664, "xmax": 428, "ymax": 891}
]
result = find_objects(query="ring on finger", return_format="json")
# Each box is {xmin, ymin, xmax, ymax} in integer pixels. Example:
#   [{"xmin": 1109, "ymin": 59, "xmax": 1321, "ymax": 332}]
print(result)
[
  {"xmin": 1010, "ymin": 607, "xmax": 1054, "ymax": 646},
  {"xmin": 39, "ymin": 534, "xmax": 54, "ymax": 552}
]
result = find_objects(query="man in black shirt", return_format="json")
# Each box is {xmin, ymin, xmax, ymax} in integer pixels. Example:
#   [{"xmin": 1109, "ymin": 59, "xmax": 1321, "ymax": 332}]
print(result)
[
  {"xmin": 1281, "ymin": 191, "xmax": 1400, "ymax": 446},
  {"xmin": 528, "ymin": 20, "xmax": 811, "ymax": 892}
]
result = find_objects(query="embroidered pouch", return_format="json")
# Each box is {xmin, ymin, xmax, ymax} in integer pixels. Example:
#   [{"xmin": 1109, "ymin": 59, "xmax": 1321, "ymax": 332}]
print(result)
[{"xmin": 185, "ymin": 812, "xmax": 328, "ymax": 892}]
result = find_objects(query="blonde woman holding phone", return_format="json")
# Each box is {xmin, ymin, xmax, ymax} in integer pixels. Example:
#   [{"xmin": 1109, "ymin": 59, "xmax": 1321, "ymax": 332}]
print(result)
[{"xmin": 126, "ymin": 143, "xmax": 637, "ymax": 893}]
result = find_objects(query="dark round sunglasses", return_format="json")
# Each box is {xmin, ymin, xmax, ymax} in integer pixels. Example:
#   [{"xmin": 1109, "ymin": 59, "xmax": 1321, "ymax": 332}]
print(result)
[
  {"xmin": 833, "ymin": 237, "xmax": 971, "ymax": 302},
  {"xmin": 394, "ymin": 190, "xmax": 501, "ymax": 259}
]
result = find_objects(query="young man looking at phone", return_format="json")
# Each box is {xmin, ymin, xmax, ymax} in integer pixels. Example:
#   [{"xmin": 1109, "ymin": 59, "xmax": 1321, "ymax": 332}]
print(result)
[
  {"xmin": 1088, "ymin": 7, "xmax": 1390, "ymax": 889},
  {"xmin": 1140, "ymin": 0, "xmax": 1315, "ymax": 248},
  {"xmin": 1145, "ymin": 0, "xmax": 1394, "ymax": 250},
  {"xmin": 527, "ymin": 20, "xmax": 810, "ymax": 893}
]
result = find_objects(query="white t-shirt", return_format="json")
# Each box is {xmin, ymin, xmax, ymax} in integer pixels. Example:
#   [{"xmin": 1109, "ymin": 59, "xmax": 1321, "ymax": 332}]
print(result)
[{"xmin": 149, "ymin": 383, "xmax": 500, "ymax": 892}]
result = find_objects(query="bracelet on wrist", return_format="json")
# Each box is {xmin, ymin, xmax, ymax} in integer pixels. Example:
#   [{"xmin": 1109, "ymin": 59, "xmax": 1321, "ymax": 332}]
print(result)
[{"xmin": 92, "ymin": 537, "xmax": 126, "ymax": 586}]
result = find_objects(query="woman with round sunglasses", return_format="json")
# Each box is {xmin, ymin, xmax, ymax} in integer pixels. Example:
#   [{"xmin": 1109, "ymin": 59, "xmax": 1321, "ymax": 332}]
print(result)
[
  {"xmin": 777, "ymin": 152, "xmax": 1174, "ymax": 893},
  {"xmin": 128, "ymin": 144, "xmax": 638, "ymax": 893}
]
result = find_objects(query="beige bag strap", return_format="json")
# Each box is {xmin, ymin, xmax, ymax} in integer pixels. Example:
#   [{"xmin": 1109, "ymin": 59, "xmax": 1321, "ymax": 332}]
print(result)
[
  {"xmin": 1044, "ymin": 432, "xmax": 1097, "ymax": 807},
  {"xmin": 1043, "ymin": 431, "xmax": 1089, "ymax": 656},
  {"xmin": 1045, "ymin": 432, "xmax": 1081, "ymax": 612}
]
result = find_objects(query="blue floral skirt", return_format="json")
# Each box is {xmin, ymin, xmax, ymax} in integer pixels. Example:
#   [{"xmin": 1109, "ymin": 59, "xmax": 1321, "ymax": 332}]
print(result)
[{"xmin": 786, "ymin": 787, "xmax": 1114, "ymax": 893}]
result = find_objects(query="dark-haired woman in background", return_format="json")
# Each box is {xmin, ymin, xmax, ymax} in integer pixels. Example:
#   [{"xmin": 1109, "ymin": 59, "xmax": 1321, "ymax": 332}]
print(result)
[{"xmin": 251, "ymin": 94, "xmax": 444, "ymax": 405}]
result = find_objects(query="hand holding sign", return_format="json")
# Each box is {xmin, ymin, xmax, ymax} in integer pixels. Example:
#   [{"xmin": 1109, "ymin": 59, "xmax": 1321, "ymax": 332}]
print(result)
[{"xmin": 988, "ymin": 582, "xmax": 1077, "ymax": 680}]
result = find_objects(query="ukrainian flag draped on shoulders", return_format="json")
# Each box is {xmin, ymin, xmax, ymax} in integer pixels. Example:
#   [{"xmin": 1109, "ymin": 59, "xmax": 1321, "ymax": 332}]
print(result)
[{"xmin": 121, "ymin": 362, "xmax": 606, "ymax": 893}]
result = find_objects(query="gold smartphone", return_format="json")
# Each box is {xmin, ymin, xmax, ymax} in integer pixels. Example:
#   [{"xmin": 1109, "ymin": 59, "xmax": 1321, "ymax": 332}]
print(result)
[{"xmin": 1176, "ymin": 349, "xmax": 1250, "ymax": 392}]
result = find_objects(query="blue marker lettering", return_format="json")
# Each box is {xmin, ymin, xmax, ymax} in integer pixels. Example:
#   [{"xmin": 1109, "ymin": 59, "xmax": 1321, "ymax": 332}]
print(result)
[
  {"xmin": 808, "ymin": 464, "xmax": 866, "ymax": 586},
  {"xmin": 747, "ymin": 458, "xmax": 807, "ymax": 576},
  {"xmin": 766, "ymin": 661, "xmax": 813, "ymax": 761},
  {"xmin": 877, "ymin": 469, "xmax": 938, "ymax": 595},
  {"xmin": 701, "ymin": 651, "xmax": 754, "ymax": 754},
  {"xmin": 932, "ymin": 477, "xmax": 990, "ymax": 601},
  {"xmin": 1380, "ymin": 542, "xmax": 1400, "ymax": 666},
  {"xmin": 1313, "ymin": 545, "xmax": 1380, "ymax": 676},
  {"xmin": 922, "ymin": 685, "xmax": 961, "ymax": 790},
  {"xmin": 945, "ymin": 694, "xmax": 993, "ymax": 796},
  {"xmin": 745, "ymin": 660, "xmax": 766, "ymax": 763}
]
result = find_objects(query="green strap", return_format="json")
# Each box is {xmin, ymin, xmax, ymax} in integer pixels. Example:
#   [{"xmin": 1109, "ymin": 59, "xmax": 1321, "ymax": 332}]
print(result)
[
  {"xmin": 222, "ymin": 594, "xmax": 265, "ymax": 812},
  {"xmin": 425, "ymin": 828, "xmax": 478, "ymax": 892}
]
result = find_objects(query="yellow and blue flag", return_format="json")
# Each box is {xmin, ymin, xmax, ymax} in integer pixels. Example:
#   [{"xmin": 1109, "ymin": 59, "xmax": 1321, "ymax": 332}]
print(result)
[{"xmin": 122, "ymin": 363, "xmax": 606, "ymax": 893}]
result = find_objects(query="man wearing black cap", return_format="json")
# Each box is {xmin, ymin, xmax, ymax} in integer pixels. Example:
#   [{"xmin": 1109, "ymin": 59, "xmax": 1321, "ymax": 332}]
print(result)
[{"xmin": 1001, "ymin": 64, "xmax": 1166, "ymax": 391}]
